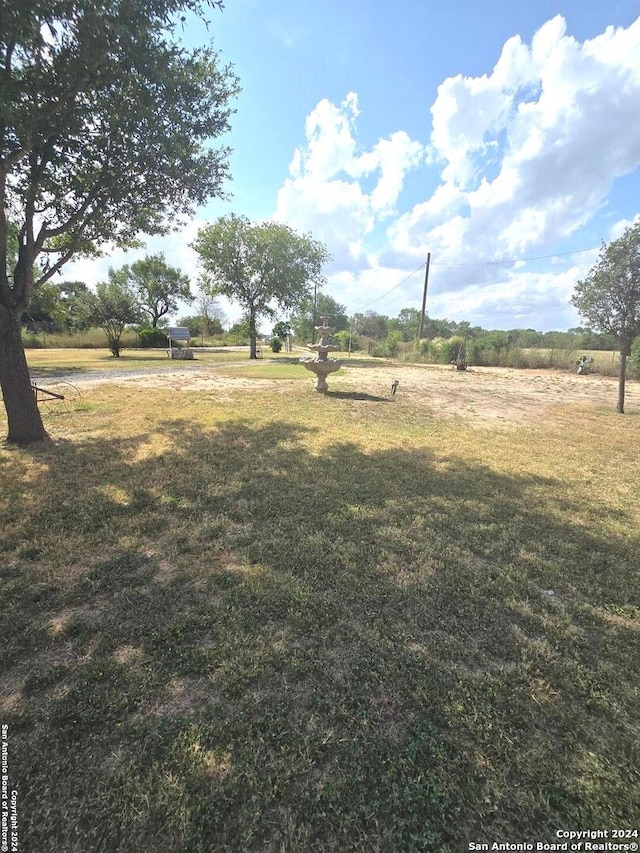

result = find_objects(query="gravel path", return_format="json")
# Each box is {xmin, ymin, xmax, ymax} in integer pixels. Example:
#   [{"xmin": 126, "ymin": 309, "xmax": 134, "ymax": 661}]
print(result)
[{"xmin": 29, "ymin": 361, "xmax": 248, "ymax": 387}]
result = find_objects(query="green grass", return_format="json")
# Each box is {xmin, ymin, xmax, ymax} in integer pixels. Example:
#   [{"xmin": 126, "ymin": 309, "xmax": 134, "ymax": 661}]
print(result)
[
  {"xmin": 217, "ymin": 360, "xmax": 311, "ymax": 380},
  {"xmin": 1, "ymin": 365, "xmax": 639, "ymax": 852}
]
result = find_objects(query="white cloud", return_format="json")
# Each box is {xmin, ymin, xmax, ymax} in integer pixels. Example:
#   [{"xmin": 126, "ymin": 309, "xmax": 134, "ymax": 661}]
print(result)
[
  {"xmin": 274, "ymin": 15, "xmax": 640, "ymax": 329},
  {"xmin": 274, "ymin": 92, "xmax": 426, "ymax": 269},
  {"xmin": 609, "ymin": 214, "xmax": 640, "ymax": 240},
  {"xmin": 376, "ymin": 14, "xmax": 640, "ymax": 326},
  {"xmin": 351, "ymin": 131, "xmax": 425, "ymax": 214},
  {"xmin": 295, "ymin": 93, "xmax": 360, "ymax": 181},
  {"xmin": 407, "ymin": 14, "xmax": 640, "ymax": 264}
]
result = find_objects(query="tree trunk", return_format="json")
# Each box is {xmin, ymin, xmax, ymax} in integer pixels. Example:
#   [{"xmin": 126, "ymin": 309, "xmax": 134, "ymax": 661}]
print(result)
[
  {"xmin": 249, "ymin": 310, "xmax": 257, "ymax": 359},
  {"xmin": 617, "ymin": 349, "xmax": 628, "ymax": 414},
  {"xmin": 0, "ymin": 304, "xmax": 49, "ymax": 444}
]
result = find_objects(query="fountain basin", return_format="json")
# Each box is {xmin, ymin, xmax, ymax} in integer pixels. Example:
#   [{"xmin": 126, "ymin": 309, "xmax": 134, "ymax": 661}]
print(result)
[
  {"xmin": 300, "ymin": 357, "xmax": 342, "ymax": 392},
  {"xmin": 307, "ymin": 343, "xmax": 340, "ymax": 356}
]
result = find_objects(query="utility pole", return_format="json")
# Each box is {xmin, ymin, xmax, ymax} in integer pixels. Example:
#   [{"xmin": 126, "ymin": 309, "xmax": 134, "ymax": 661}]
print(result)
[{"xmin": 418, "ymin": 252, "xmax": 431, "ymax": 340}]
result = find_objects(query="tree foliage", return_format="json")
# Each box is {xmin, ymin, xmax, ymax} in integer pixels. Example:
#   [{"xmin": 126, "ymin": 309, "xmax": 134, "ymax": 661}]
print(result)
[
  {"xmin": 92, "ymin": 272, "xmax": 142, "ymax": 356},
  {"xmin": 351, "ymin": 311, "xmax": 389, "ymax": 341},
  {"xmin": 27, "ymin": 281, "xmax": 97, "ymax": 332},
  {"xmin": 117, "ymin": 254, "xmax": 193, "ymax": 328},
  {"xmin": 0, "ymin": 0, "xmax": 238, "ymax": 442},
  {"xmin": 272, "ymin": 320, "xmax": 292, "ymax": 341},
  {"xmin": 178, "ymin": 312, "xmax": 224, "ymax": 338},
  {"xmin": 290, "ymin": 293, "xmax": 348, "ymax": 341},
  {"xmin": 572, "ymin": 222, "xmax": 640, "ymax": 412},
  {"xmin": 388, "ymin": 307, "xmax": 421, "ymax": 341},
  {"xmin": 193, "ymin": 214, "xmax": 330, "ymax": 358}
]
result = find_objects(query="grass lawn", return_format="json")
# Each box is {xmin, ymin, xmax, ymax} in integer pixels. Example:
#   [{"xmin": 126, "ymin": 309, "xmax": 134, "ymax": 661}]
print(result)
[
  {"xmin": 1, "ymin": 357, "xmax": 639, "ymax": 852},
  {"xmin": 25, "ymin": 347, "xmax": 263, "ymax": 376}
]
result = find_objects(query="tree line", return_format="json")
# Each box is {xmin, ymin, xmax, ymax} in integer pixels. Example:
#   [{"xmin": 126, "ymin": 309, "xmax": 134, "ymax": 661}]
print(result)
[
  {"xmin": 25, "ymin": 263, "xmax": 617, "ymax": 357},
  {"xmin": 283, "ymin": 299, "xmax": 617, "ymax": 352}
]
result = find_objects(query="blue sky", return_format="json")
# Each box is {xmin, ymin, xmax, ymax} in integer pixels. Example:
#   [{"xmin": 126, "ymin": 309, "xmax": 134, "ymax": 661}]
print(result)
[{"xmin": 67, "ymin": 0, "xmax": 640, "ymax": 331}]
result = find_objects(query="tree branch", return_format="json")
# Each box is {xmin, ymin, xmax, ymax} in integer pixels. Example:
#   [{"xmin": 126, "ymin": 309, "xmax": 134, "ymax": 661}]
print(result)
[
  {"xmin": 35, "ymin": 168, "xmax": 108, "ymax": 252},
  {"xmin": 35, "ymin": 247, "xmax": 76, "ymax": 286}
]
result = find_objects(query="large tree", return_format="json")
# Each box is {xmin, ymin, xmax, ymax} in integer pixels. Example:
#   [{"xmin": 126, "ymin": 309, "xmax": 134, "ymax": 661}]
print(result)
[
  {"xmin": 193, "ymin": 214, "xmax": 330, "ymax": 358},
  {"xmin": 350, "ymin": 311, "xmax": 389, "ymax": 340},
  {"xmin": 388, "ymin": 307, "xmax": 421, "ymax": 341},
  {"xmin": 0, "ymin": 0, "xmax": 238, "ymax": 443},
  {"xmin": 56, "ymin": 282, "xmax": 97, "ymax": 332},
  {"xmin": 119, "ymin": 253, "xmax": 193, "ymax": 328},
  {"xmin": 27, "ymin": 280, "xmax": 96, "ymax": 332},
  {"xmin": 571, "ymin": 222, "xmax": 640, "ymax": 413}
]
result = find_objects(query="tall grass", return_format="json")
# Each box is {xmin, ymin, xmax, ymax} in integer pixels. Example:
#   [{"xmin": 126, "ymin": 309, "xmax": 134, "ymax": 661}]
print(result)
[
  {"xmin": 400, "ymin": 342, "xmax": 623, "ymax": 377},
  {"xmin": 492, "ymin": 347, "xmax": 620, "ymax": 375},
  {"xmin": 22, "ymin": 328, "xmax": 251, "ymax": 350},
  {"xmin": 22, "ymin": 328, "xmax": 140, "ymax": 349}
]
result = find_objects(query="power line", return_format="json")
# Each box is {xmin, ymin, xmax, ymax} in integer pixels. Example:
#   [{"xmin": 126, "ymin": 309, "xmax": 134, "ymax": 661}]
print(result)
[
  {"xmin": 430, "ymin": 246, "xmax": 599, "ymax": 266},
  {"xmin": 351, "ymin": 262, "xmax": 425, "ymax": 312},
  {"xmin": 323, "ymin": 244, "xmax": 598, "ymax": 314}
]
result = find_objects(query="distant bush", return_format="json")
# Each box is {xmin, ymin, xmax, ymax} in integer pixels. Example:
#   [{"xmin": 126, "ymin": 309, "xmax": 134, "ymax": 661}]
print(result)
[
  {"xmin": 385, "ymin": 331, "xmax": 403, "ymax": 357},
  {"xmin": 137, "ymin": 327, "xmax": 168, "ymax": 348},
  {"xmin": 269, "ymin": 336, "xmax": 282, "ymax": 353},
  {"xmin": 22, "ymin": 334, "xmax": 45, "ymax": 349},
  {"xmin": 21, "ymin": 327, "xmax": 140, "ymax": 349},
  {"xmin": 333, "ymin": 329, "xmax": 362, "ymax": 352},
  {"xmin": 421, "ymin": 335, "xmax": 465, "ymax": 364},
  {"xmin": 402, "ymin": 339, "xmax": 623, "ymax": 376},
  {"xmin": 466, "ymin": 332, "xmax": 511, "ymax": 366},
  {"xmin": 370, "ymin": 331, "xmax": 404, "ymax": 358}
]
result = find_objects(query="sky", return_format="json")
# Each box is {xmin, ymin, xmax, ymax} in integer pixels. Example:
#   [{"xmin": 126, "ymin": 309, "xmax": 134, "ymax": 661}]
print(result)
[{"xmin": 65, "ymin": 0, "xmax": 640, "ymax": 331}]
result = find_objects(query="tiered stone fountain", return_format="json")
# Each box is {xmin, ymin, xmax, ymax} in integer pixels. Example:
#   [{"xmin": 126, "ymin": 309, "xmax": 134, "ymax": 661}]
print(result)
[{"xmin": 300, "ymin": 316, "xmax": 342, "ymax": 392}]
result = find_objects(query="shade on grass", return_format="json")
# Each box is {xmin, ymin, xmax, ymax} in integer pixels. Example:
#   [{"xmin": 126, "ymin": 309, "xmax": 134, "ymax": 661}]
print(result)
[{"xmin": 1, "ymin": 377, "xmax": 638, "ymax": 852}]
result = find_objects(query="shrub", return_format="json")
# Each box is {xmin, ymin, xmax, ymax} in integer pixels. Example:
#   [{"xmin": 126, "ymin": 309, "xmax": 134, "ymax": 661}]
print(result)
[
  {"xmin": 370, "ymin": 331, "xmax": 404, "ymax": 359},
  {"xmin": 425, "ymin": 335, "xmax": 465, "ymax": 364},
  {"xmin": 370, "ymin": 343, "xmax": 387, "ymax": 358},
  {"xmin": 269, "ymin": 336, "xmax": 282, "ymax": 353},
  {"xmin": 416, "ymin": 338, "xmax": 431, "ymax": 358},
  {"xmin": 385, "ymin": 331, "xmax": 403, "ymax": 357},
  {"xmin": 137, "ymin": 326, "xmax": 168, "ymax": 348},
  {"xmin": 22, "ymin": 333, "xmax": 45, "ymax": 348},
  {"xmin": 334, "ymin": 329, "xmax": 361, "ymax": 352},
  {"xmin": 467, "ymin": 332, "xmax": 511, "ymax": 366},
  {"xmin": 178, "ymin": 315, "xmax": 204, "ymax": 338}
]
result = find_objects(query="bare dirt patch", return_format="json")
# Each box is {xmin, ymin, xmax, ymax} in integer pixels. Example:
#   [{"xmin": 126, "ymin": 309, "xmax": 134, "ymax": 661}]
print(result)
[
  {"xmin": 332, "ymin": 363, "xmax": 637, "ymax": 424},
  {"xmin": 44, "ymin": 359, "xmax": 637, "ymax": 424},
  {"xmin": 47, "ymin": 364, "xmax": 286, "ymax": 395}
]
